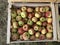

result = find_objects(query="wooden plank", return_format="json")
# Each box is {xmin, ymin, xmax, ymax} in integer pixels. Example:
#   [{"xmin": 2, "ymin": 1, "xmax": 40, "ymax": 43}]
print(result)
[
  {"xmin": 10, "ymin": 0, "xmax": 56, "ymax": 2},
  {"xmin": 56, "ymin": 0, "xmax": 60, "ymax": 3},
  {"xmin": 55, "ymin": 4, "xmax": 60, "ymax": 42}
]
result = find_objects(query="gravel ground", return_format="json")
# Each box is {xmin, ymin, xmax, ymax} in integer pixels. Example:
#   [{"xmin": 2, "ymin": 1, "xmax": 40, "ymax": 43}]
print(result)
[{"xmin": 0, "ymin": 0, "xmax": 60, "ymax": 45}]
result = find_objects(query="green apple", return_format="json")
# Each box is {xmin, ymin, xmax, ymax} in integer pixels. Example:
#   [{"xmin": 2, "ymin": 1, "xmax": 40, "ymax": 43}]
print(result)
[
  {"xmin": 18, "ymin": 21, "xmax": 24, "ymax": 26},
  {"xmin": 21, "ymin": 12, "xmax": 27, "ymax": 18},
  {"xmin": 16, "ymin": 16, "xmax": 22, "ymax": 21},
  {"xmin": 11, "ymin": 12, "xmax": 17, "ymax": 18},
  {"xmin": 36, "ymin": 21, "xmax": 42, "ymax": 26},
  {"xmin": 40, "ymin": 17, "xmax": 46, "ymax": 22},
  {"xmin": 17, "ymin": 9, "xmax": 21, "ymax": 15},
  {"xmin": 27, "ymin": 19, "xmax": 33, "ymax": 26},
  {"xmin": 11, "ymin": 28, "xmax": 17, "ymax": 33},
  {"xmin": 40, "ymin": 7, "xmax": 45, "ymax": 12},
  {"xmin": 35, "ymin": 7, "xmax": 39, "ymax": 12}
]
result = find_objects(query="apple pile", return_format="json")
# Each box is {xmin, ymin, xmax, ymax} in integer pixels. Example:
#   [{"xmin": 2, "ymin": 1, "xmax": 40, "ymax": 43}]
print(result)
[{"xmin": 11, "ymin": 6, "xmax": 53, "ymax": 41}]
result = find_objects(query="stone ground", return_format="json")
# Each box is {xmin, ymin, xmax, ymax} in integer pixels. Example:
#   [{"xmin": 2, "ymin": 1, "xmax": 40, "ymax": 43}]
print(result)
[{"xmin": 0, "ymin": 0, "xmax": 60, "ymax": 45}]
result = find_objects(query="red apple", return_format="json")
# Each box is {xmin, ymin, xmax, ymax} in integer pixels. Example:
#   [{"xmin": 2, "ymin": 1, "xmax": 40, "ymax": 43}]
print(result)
[
  {"xmin": 42, "ymin": 22, "xmax": 47, "ymax": 26},
  {"xmin": 23, "ymin": 24, "xmax": 29, "ymax": 31},
  {"xmin": 45, "ymin": 11, "xmax": 52, "ymax": 18},
  {"xmin": 18, "ymin": 27, "xmax": 24, "ymax": 34},
  {"xmin": 39, "ymin": 34, "xmax": 45, "ymax": 40},
  {"xmin": 30, "ymin": 35, "xmax": 35, "ymax": 40}
]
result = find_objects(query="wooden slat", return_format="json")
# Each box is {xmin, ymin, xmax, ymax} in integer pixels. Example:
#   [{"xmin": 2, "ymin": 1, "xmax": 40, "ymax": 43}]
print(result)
[
  {"xmin": 10, "ymin": 0, "xmax": 56, "ymax": 2},
  {"xmin": 56, "ymin": 0, "xmax": 60, "ymax": 3}
]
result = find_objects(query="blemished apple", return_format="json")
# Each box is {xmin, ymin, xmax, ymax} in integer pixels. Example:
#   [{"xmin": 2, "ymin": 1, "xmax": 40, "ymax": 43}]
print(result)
[
  {"xmin": 39, "ymin": 34, "xmax": 45, "ymax": 40},
  {"xmin": 16, "ymin": 16, "xmax": 22, "ymax": 21},
  {"xmin": 36, "ymin": 21, "xmax": 42, "ymax": 26},
  {"xmin": 35, "ymin": 7, "xmax": 40, "ymax": 12},
  {"xmin": 35, "ymin": 32, "xmax": 40, "ymax": 38},
  {"xmin": 28, "ymin": 29, "xmax": 34, "ymax": 35},
  {"xmin": 18, "ymin": 21, "xmax": 24, "ymax": 26},
  {"xmin": 11, "ymin": 33, "xmax": 18, "ymax": 41},
  {"xmin": 18, "ymin": 27, "xmax": 24, "ymax": 34},
  {"xmin": 30, "ymin": 35, "xmax": 35, "ymax": 40},
  {"xmin": 46, "ymin": 18, "xmax": 52, "ymax": 24},
  {"xmin": 45, "ymin": 11, "xmax": 52, "ymax": 18},
  {"xmin": 33, "ymin": 25, "xmax": 39, "ymax": 31},
  {"xmin": 23, "ymin": 24, "xmax": 29, "ymax": 31},
  {"xmin": 21, "ymin": 12, "xmax": 27, "ymax": 18},
  {"xmin": 35, "ymin": 13, "xmax": 40, "ymax": 18},
  {"xmin": 32, "ymin": 17, "xmax": 38, "ymax": 22},
  {"xmin": 22, "ymin": 32, "xmax": 30, "ymax": 40},
  {"xmin": 27, "ymin": 8, "xmax": 33, "ymax": 12},
  {"xmin": 13, "ymin": 22, "xmax": 18, "ymax": 28},
  {"xmin": 21, "ymin": 7, "xmax": 26, "ymax": 12},
  {"xmin": 46, "ymin": 32, "xmax": 53, "ymax": 39},
  {"xmin": 17, "ymin": 9, "xmax": 21, "ymax": 15},
  {"xmin": 47, "ymin": 24, "xmax": 53, "ymax": 32},
  {"xmin": 41, "ymin": 28, "xmax": 47, "ymax": 34}
]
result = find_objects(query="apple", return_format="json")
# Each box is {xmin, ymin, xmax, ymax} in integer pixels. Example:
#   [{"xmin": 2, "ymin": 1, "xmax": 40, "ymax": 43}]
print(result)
[
  {"xmin": 41, "ymin": 28, "xmax": 47, "ymax": 34},
  {"xmin": 40, "ymin": 17, "xmax": 46, "ymax": 22},
  {"xmin": 42, "ymin": 22, "xmax": 47, "ymax": 26},
  {"xmin": 39, "ymin": 34, "xmax": 45, "ymax": 40},
  {"xmin": 28, "ymin": 13, "xmax": 34, "ymax": 19},
  {"xmin": 18, "ymin": 21, "xmax": 24, "ymax": 26},
  {"xmin": 11, "ymin": 12, "xmax": 17, "ymax": 18},
  {"xmin": 46, "ymin": 32, "xmax": 53, "ymax": 39},
  {"xmin": 32, "ymin": 17, "xmax": 38, "ymax": 22},
  {"xmin": 35, "ymin": 32, "xmax": 40, "ymax": 38},
  {"xmin": 33, "ymin": 25, "xmax": 39, "ymax": 31},
  {"xmin": 11, "ymin": 18, "xmax": 16, "ymax": 23},
  {"xmin": 38, "ymin": 27, "xmax": 42, "ymax": 32},
  {"xmin": 28, "ymin": 29, "xmax": 34, "ymax": 35},
  {"xmin": 16, "ymin": 16, "xmax": 22, "ymax": 21},
  {"xmin": 47, "ymin": 24, "xmax": 53, "ymax": 32},
  {"xmin": 30, "ymin": 35, "xmax": 35, "ymax": 40},
  {"xmin": 11, "ymin": 33, "xmax": 18, "ymax": 41},
  {"xmin": 21, "ymin": 6, "xmax": 26, "ymax": 12},
  {"xmin": 17, "ymin": 9, "xmax": 21, "ymax": 15},
  {"xmin": 13, "ymin": 22, "xmax": 18, "ymax": 28},
  {"xmin": 22, "ymin": 32, "xmax": 30, "ymax": 40},
  {"xmin": 27, "ymin": 8, "xmax": 33, "ymax": 12},
  {"xmin": 35, "ymin": 13, "xmax": 40, "ymax": 18},
  {"xmin": 18, "ymin": 27, "xmax": 24, "ymax": 34},
  {"xmin": 35, "ymin": 7, "xmax": 39, "ymax": 12},
  {"xmin": 36, "ymin": 21, "xmax": 42, "ymax": 26},
  {"xmin": 45, "ymin": 6, "xmax": 49, "ymax": 12},
  {"xmin": 45, "ymin": 11, "xmax": 52, "ymax": 18},
  {"xmin": 21, "ymin": 12, "xmax": 27, "ymax": 18},
  {"xmin": 20, "ymin": 35, "xmax": 24, "ymax": 40},
  {"xmin": 27, "ymin": 19, "xmax": 33, "ymax": 26},
  {"xmin": 46, "ymin": 18, "xmax": 52, "ymax": 24},
  {"xmin": 11, "ymin": 28, "xmax": 17, "ymax": 33},
  {"xmin": 40, "ymin": 7, "xmax": 45, "ymax": 12},
  {"xmin": 23, "ymin": 24, "xmax": 29, "ymax": 31}
]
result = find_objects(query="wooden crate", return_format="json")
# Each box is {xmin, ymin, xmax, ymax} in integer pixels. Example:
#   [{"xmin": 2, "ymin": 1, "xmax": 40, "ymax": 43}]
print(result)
[{"xmin": 9, "ymin": 0, "xmax": 56, "ymax": 2}]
